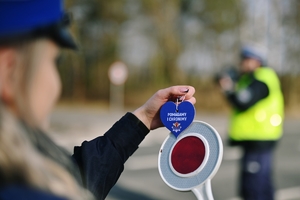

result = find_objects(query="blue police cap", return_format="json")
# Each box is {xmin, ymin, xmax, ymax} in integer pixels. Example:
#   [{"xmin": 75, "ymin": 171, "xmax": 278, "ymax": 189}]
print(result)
[
  {"xmin": 0, "ymin": 0, "xmax": 77, "ymax": 49},
  {"xmin": 241, "ymin": 43, "xmax": 267, "ymax": 66}
]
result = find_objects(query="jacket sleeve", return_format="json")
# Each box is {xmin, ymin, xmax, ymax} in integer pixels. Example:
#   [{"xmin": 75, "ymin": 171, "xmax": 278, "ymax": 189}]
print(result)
[
  {"xmin": 226, "ymin": 78, "xmax": 269, "ymax": 111},
  {"xmin": 72, "ymin": 112, "xmax": 149, "ymax": 200},
  {"xmin": 0, "ymin": 185, "xmax": 68, "ymax": 200}
]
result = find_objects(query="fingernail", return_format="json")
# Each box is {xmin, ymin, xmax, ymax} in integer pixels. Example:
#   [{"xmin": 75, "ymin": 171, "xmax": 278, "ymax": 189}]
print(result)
[{"xmin": 180, "ymin": 88, "xmax": 189, "ymax": 93}]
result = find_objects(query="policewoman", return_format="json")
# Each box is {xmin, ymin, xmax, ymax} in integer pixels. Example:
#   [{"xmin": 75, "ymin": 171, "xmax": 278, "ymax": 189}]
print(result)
[
  {"xmin": 0, "ymin": 1, "xmax": 196, "ymax": 200},
  {"xmin": 218, "ymin": 44, "xmax": 284, "ymax": 200}
]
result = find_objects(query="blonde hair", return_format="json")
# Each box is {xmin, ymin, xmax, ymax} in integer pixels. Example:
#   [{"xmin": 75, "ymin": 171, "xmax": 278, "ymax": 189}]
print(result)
[{"xmin": 0, "ymin": 39, "xmax": 94, "ymax": 199}]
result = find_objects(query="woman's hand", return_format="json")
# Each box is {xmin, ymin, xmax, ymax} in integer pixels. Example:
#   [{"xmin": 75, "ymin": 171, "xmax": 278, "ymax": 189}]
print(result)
[{"xmin": 133, "ymin": 86, "xmax": 196, "ymax": 130}]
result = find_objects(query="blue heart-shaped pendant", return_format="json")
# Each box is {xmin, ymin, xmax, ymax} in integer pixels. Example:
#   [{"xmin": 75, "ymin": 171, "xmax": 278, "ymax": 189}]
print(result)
[{"xmin": 160, "ymin": 101, "xmax": 195, "ymax": 138}]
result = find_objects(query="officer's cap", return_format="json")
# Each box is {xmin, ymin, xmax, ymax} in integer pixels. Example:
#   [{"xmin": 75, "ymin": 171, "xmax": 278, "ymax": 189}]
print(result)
[
  {"xmin": 0, "ymin": 0, "xmax": 77, "ymax": 49},
  {"xmin": 241, "ymin": 43, "xmax": 267, "ymax": 66}
]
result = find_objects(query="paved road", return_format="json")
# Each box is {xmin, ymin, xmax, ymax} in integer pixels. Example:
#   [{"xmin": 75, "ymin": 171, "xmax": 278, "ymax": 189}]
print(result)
[{"xmin": 49, "ymin": 107, "xmax": 300, "ymax": 200}]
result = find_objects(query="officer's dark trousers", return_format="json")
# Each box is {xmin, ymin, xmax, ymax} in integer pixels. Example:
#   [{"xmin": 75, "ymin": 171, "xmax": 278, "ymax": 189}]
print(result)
[{"xmin": 240, "ymin": 147, "xmax": 274, "ymax": 200}]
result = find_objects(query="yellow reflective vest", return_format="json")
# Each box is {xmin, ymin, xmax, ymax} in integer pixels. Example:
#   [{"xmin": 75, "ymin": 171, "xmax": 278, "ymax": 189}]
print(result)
[{"xmin": 229, "ymin": 67, "xmax": 284, "ymax": 141}]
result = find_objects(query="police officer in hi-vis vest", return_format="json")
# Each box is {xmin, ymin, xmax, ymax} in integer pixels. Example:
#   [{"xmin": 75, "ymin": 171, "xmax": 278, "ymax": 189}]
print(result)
[{"xmin": 218, "ymin": 43, "xmax": 284, "ymax": 200}]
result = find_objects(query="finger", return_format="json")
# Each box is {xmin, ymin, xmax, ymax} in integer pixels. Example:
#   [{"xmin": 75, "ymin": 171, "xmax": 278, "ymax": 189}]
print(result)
[
  {"xmin": 174, "ymin": 87, "xmax": 195, "ymax": 102},
  {"xmin": 183, "ymin": 86, "xmax": 195, "ymax": 100},
  {"xmin": 185, "ymin": 96, "xmax": 196, "ymax": 105},
  {"xmin": 159, "ymin": 85, "xmax": 195, "ymax": 101}
]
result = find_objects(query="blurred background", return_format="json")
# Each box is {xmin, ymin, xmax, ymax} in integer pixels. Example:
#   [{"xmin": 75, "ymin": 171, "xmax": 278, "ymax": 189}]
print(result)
[
  {"xmin": 59, "ymin": 0, "xmax": 300, "ymax": 114},
  {"xmin": 51, "ymin": 0, "xmax": 300, "ymax": 199}
]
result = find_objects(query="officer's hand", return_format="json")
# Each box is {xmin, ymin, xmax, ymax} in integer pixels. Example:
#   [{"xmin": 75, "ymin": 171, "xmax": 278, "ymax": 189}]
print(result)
[
  {"xmin": 219, "ymin": 76, "xmax": 234, "ymax": 92},
  {"xmin": 133, "ymin": 86, "xmax": 196, "ymax": 130}
]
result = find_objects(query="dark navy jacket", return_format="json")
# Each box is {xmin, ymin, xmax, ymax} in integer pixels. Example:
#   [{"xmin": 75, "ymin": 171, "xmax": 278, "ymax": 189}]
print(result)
[{"xmin": 0, "ymin": 112, "xmax": 149, "ymax": 200}]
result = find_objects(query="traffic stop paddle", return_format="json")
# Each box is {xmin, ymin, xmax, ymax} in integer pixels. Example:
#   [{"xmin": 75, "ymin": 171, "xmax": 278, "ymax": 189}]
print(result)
[{"xmin": 159, "ymin": 100, "xmax": 223, "ymax": 200}]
